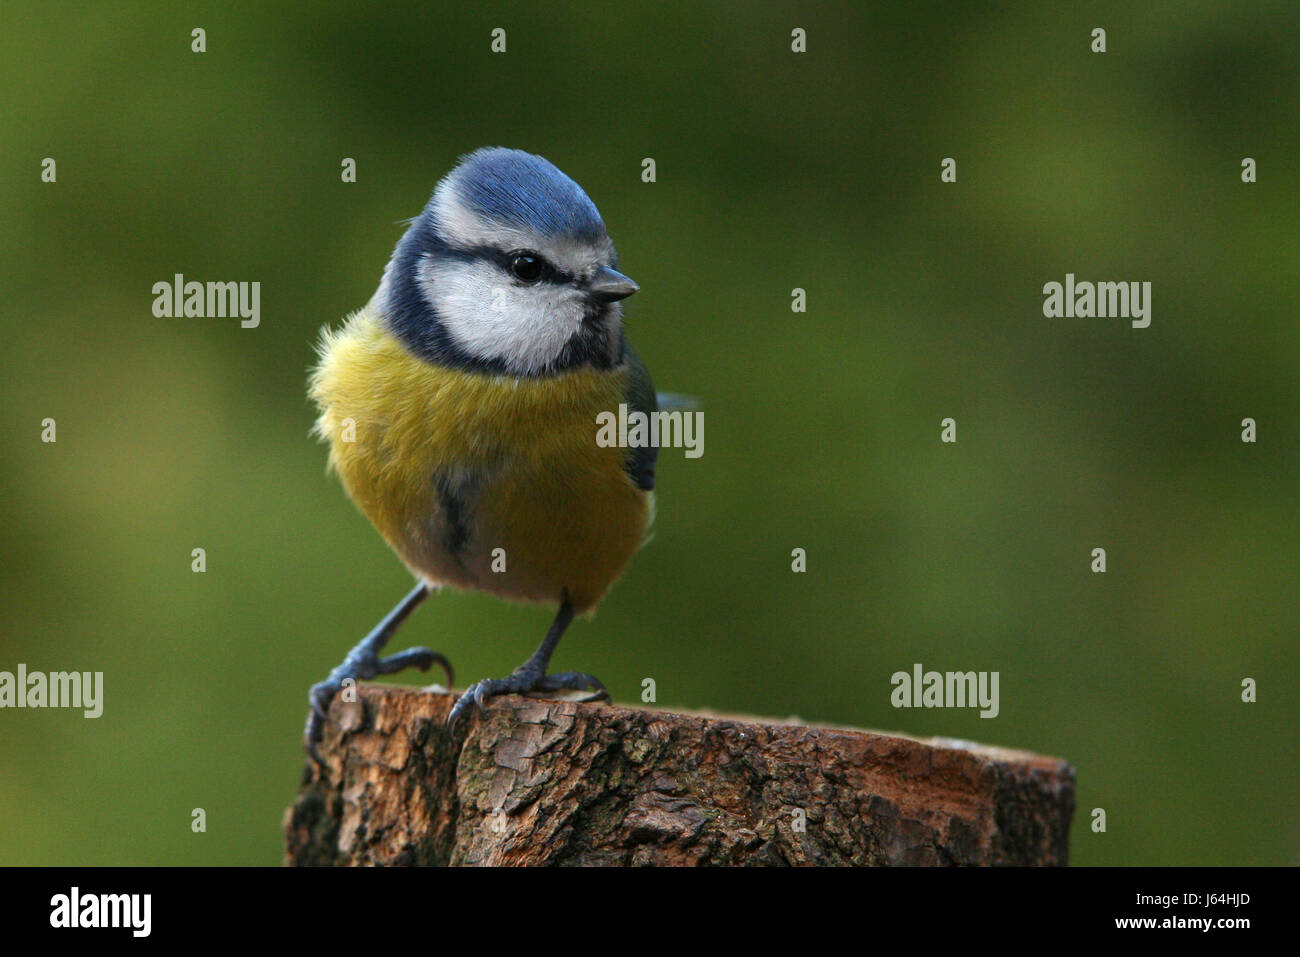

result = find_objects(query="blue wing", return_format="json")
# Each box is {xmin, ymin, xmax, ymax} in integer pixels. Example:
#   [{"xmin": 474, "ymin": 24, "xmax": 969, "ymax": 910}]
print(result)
[{"xmin": 622, "ymin": 341, "xmax": 658, "ymax": 492}]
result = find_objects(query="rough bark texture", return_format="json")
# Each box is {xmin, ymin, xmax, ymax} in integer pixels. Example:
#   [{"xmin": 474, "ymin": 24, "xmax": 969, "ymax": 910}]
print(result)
[{"xmin": 283, "ymin": 685, "xmax": 1075, "ymax": 866}]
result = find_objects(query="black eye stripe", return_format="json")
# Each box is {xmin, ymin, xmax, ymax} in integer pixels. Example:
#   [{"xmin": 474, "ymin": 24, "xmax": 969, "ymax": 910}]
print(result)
[
  {"xmin": 507, "ymin": 249, "xmax": 572, "ymax": 285},
  {"xmin": 449, "ymin": 243, "xmax": 573, "ymax": 285}
]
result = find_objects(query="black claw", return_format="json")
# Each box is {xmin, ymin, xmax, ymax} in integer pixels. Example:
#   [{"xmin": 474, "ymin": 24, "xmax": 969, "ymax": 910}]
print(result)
[
  {"xmin": 304, "ymin": 653, "xmax": 454, "ymax": 756},
  {"xmin": 442, "ymin": 600, "xmax": 596, "ymax": 736},
  {"xmin": 304, "ymin": 648, "xmax": 455, "ymax": 760},
  {"xmin": 534, "ymin": 671, "xmax": 607, "ymax": 696},
  {"xmin": 304, "ymin": 711, "xmax": 325, "ymax": 765},
  {"xmin": 303, "ymin": 679, "xmax": 341, "ymax": 762},
  {"xmin": 401, "ymin": 650, "xmax": 442, "ymax": 680},
  {"xmin": 445, "ymin": 669, "xmax": 608, "ymax": 734},
  {"xmin": 304, "ymin": 583, "xmax": 441, "ymax": 761},
  {"xmin": 376, "ymin": 647, "xmax": 454, "ymax": 687}
]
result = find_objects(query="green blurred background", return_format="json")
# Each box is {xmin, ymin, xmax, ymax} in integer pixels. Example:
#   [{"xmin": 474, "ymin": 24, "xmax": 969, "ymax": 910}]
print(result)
[{"xmin": 2, "ymin": 1, "xmax": 1296, "ymax": 865}]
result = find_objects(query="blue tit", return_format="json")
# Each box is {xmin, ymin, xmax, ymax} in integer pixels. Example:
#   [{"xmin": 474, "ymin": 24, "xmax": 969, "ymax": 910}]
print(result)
[{"xmin": 304, "ymin": 147, "xmax": 662, "ymax": 757}]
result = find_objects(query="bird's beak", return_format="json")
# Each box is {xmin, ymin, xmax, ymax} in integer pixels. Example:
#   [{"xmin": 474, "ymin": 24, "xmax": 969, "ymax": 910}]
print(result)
[{"xmin": 588, "ymin": 266, "xmax": 639, "ymax": 303}]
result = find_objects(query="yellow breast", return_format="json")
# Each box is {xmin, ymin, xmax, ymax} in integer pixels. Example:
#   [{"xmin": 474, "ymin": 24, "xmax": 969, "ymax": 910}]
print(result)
[{"xmin": 310, "ymin": 308, "xmax": 651, "ymax": 611}]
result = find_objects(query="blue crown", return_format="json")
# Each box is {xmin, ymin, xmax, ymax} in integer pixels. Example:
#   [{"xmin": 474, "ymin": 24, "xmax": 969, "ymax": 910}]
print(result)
[{"xmin": 450, "ymin": 147, "xmax": 606, "ymax": 243}]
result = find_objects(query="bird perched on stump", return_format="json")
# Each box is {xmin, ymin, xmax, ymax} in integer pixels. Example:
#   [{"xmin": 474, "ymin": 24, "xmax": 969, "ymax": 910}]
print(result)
[{"xmin": 305, "ymin": 147, "xmax": 667, "ymax": 759}]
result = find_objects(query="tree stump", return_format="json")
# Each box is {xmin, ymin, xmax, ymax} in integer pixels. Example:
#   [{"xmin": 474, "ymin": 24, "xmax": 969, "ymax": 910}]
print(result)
[{"xmin": 283, "ymin": 684, "xmax": 1075, "ymax": 866}]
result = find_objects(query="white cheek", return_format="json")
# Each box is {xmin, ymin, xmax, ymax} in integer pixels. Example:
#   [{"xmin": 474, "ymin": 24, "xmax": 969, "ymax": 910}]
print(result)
[{"xmin": 420, "ymin": 257, "xmax": 584, "ymax": 373}]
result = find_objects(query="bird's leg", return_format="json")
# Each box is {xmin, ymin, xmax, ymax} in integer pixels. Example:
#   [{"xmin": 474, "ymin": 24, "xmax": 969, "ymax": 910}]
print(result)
[
  {"xmin": 304, "ymin": 581, "xmax": 452, "ymax": 762},
  {"xmin": 446, "ymin": 600, "xmax": 608, "ymax": 731}
]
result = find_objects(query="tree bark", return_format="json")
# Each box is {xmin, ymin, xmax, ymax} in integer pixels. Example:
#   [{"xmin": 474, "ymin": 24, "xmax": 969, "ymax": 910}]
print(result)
[{"xmin": 283, "ymin": 684, "xmax": 1075, "ymax": 866}]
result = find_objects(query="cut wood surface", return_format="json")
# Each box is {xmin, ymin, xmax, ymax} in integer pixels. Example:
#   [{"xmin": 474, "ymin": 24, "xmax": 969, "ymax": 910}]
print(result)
[{"xmin": 283, "ymin": 684, "xmax": 1075, "ymax": 866}]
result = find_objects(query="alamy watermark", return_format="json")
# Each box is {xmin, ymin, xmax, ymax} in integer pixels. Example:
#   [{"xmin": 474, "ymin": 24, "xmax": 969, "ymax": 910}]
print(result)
[
  {"xmin": 1043, "ymin": 273, "xmax": 1151, "ymax": 328},
  {"xmin": 596, "ymin": 403, "xmax": 703, "ymax": 458},
  {"xmin": 0, "ymin": 664, "xmax": 103, "ymax": 717},
  {"xmin": 50, "ymin": 887, "xmax": 150, "ymax": 937},
  {"xmin": 891, "ymin": 663, "xmax": 999, "ymax": 718},
  {"xmin": 152, "ymin": 273, "xmax": 260, "ymax": 328}
]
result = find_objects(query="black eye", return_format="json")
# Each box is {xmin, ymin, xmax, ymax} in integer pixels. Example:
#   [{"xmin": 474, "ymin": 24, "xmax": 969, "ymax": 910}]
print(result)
[{"xmin": 509, "ymin": 253, "xmax": 544, "ymax": 283}]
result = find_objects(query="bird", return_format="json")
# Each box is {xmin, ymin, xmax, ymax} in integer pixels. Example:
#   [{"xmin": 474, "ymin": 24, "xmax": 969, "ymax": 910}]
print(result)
[{"xmin": 304, "ymin": 147, "xmax": 664, "ymax": 759}]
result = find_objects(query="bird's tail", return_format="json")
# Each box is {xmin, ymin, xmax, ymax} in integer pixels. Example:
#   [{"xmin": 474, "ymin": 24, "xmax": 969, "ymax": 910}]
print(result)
[{"xmin": 655, "ymin": 391, "xmax": 700, "ymax": 411}]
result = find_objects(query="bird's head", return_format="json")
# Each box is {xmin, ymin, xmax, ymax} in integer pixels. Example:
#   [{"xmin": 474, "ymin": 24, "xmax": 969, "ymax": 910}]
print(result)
[{"xmin": 374, "ymin": 147, "xmax": 638, "ymax": 376}]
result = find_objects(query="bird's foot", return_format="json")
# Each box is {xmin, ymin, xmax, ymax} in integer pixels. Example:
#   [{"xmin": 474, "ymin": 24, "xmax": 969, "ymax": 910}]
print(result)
[
  {"xmin": 304, "ymin": 645, "xmax": 453, "ymax": 763},
  {"xmin": 446, "ymin": 668, "xmax": 608, "ymax": 732}
]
